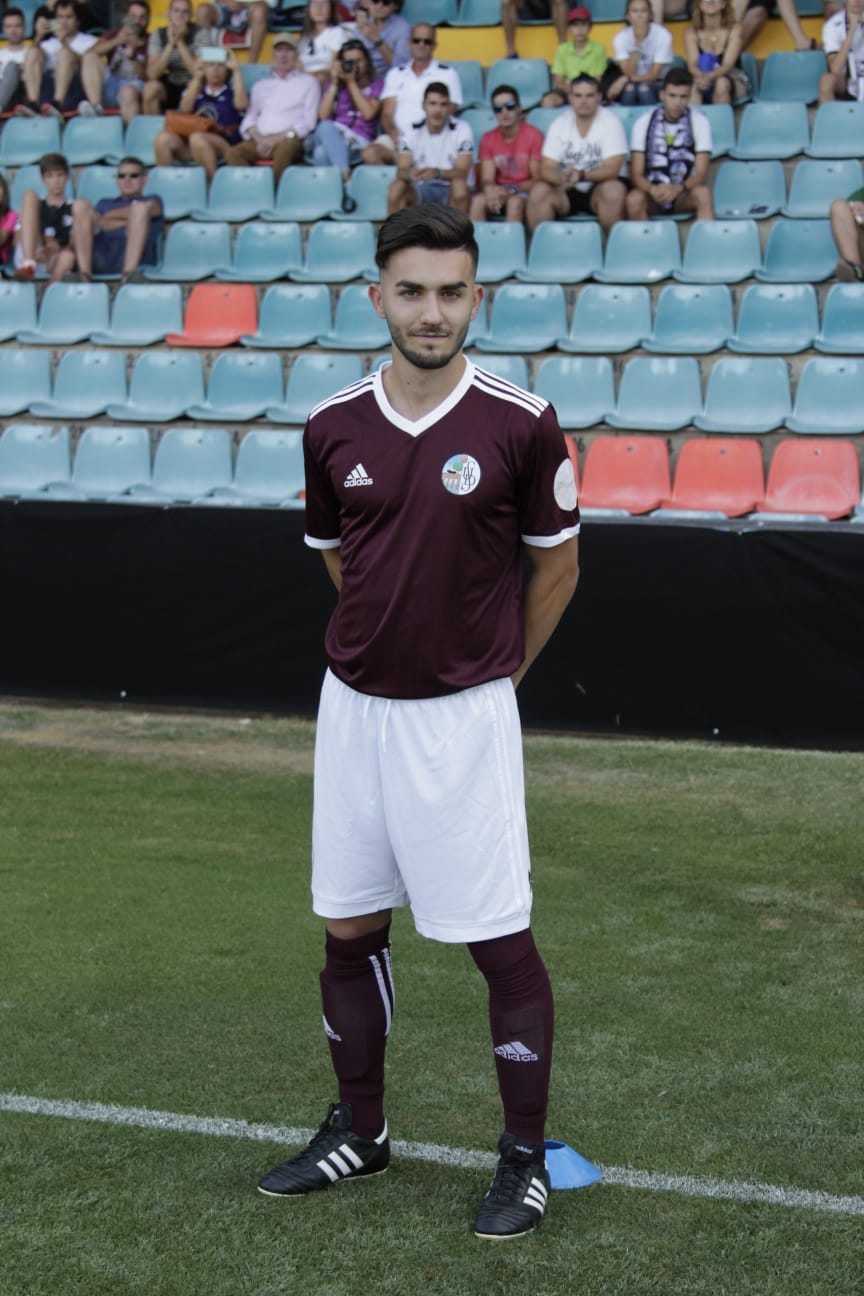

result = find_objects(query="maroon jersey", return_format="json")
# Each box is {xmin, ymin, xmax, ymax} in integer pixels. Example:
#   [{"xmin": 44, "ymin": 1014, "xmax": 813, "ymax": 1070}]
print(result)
[{"xmin": 303, "ymin": 358, "xmax": 580, "ymax": 700}]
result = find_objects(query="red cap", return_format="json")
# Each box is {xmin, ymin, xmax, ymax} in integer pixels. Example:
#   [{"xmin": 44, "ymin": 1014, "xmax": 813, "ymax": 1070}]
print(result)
[{"xmin": 568, "ymin": 6, "xmax": 592, "ymax": 19}]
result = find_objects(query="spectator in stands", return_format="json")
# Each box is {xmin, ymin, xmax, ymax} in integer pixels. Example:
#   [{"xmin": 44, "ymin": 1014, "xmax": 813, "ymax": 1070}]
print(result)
[
  {"xmin": 683, "ymin": 0, "xmax": 747, "ymax": 105},
  {"xmin": 225, "ymin": 33, "xmax": 320, "ymax": 182},
  {"xmin": 69, "ymin": 156, "xmax": 164, "ymax": 283},
  {"xmin": 362, "ymin": 22, "xmax": 462, "ymax": 164},
  {"xmin": 153, "ymin": 50, "xmax": 248, "ymax": 175},
  {"xmin": 470, "ymin": 84, "xmax": 544, "ymax": 223},
  {"xmin": 17, "ymin": 0, "xmax": 97, "ymax": 118},
  {"xmin": 387, "ymin": 81, "xmax": 473, "ymax": 213},
  {"xmin": 526, "ymin": 72, "xmax": 628, "ymax": 233},
  {"xmin": 501, "ymin": 0, "xmax": 568, "ymax": 60},
  {"xmin": 819, "ymin": 0, "xmax": 864, "ymax": 102},
  {"xmin": 12, "ymin": 152, "xmax": 76, "ymax": 282},
  {"xmin": 210, "ymin": 0, "xmax": 270, "ymax": 65},
  {"xmin": 0, "ymin": 175, "xmax": 16, "ymax": 270},
  {"xmin": 309, "ymin": 39, "xmax": 383, "ymax": 207},
  {"xmin": 830, "ymin": 184, "xmax": 864, "ymax": 280},
  {"xmin": 735, "ymin": 0, "xmax": 823, "ymax": 55},
  {"xmin": 298, "ymin": 0, "xmax": 352, "ymax": 85},
  {"xmin": 77, "ymin": 0, "xmax": 149, "ymax": 122},
  {"xmin": 606, "ymin": 0, "xmax": 673, "ymax": 106},
  {"xmin": 143, "ymin": 0, "xmax": 210, "ymax": 114},
  {"xmin": 353, "ymin": 0, "xmax": 411, "ymax": 78},
  {"xmin": 627, "ymin": 66, "xmax": 714, "ymax": 219},
  {"xmin": 551, "ymin": 7, "xmax": 608, "ymax": 97},
  {"xmin": 0, "ymin": 7, "xmax": 27, "ymax": 113}
]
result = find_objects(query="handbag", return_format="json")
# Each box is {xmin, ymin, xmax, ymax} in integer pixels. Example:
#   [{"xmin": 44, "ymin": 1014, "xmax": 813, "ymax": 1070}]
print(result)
[{"xmin": 164, "ymin": 110, "xmax": 217, "ymax": 137}]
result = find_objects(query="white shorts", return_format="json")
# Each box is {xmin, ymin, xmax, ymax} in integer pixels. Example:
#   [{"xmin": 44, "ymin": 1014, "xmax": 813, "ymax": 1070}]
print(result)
[{"xmin": 311, "ymin": 670, "xmax": 533, "ymax": 944}]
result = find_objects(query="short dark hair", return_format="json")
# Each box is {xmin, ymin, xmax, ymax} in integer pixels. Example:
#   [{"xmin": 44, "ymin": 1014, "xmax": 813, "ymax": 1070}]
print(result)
[
  {"xmin": 662, "ymin": 65, "xmax": 694, "ymax": 90},
  {"xmin": 126, "ymin": 0, "xmax": 151, "ymax": 14},
  {"xmin": 490, "ymin": 83, "xmax": 520, "ymax": 105},
  {"xmin": 423, "ymin": 80, "xmax": 450, "ymax": 100},
  {"xmin": 39, "ymin": 152, "xmax": 70, "ymax": 176},
  {"xmin": 3, "ymin": 7, "xmax": 26, "ymax": 20},
  {"xmin": 569, "ymin": 72, "xmax": 600, "ymax": 90},
  {"xmin": 55, "ymin": 0, "xmax": 83, "ymax": 17},
  {"xmin": 117, "ymin": 155, "xmax": 146, "ymax": 172},
  {"xmin": 376, "ymin": 205, "xmax": 479, "ymax": 273}
]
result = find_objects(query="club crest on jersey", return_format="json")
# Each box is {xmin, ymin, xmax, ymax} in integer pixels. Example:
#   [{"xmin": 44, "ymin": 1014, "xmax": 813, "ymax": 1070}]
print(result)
[{"xmin": 441, "ymin": 454, "xmax": 481, "ymax": 496}]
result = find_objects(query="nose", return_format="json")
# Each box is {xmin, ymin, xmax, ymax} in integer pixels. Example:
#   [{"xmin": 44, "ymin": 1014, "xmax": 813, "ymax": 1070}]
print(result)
[{"xmin": 417, "ymin": 292, "xmax": 445, "ymax": 326}]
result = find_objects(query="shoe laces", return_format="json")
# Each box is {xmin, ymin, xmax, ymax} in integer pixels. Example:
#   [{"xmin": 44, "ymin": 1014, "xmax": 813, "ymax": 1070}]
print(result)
[{"xmin": 489, "ymin": 1152, "xmax": 536, "ymax": 1201}]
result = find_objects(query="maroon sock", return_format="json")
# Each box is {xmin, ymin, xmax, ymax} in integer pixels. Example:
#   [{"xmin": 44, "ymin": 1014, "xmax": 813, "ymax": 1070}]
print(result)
[
  {"xmin": 319, "ymin": 923, "xmax": 393, "ymax": 1140},
  {"xmin": 468, "ymin": 928, "xmax": 554, "ymax": 1146}
]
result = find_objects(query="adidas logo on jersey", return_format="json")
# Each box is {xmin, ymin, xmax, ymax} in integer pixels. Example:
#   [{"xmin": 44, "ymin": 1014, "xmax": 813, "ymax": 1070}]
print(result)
[
  {"xmin": 494, "ymin": 1040, "xmax": 539, "ymax": 1063},
  {"xmin": 344, "ymin": 463, "xmax": 373, "ymax": 488}
]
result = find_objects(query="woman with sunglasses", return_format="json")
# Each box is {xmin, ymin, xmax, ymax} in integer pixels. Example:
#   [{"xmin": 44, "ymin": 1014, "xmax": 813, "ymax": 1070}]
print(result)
[
  {"xmin": 309, "ymin": 38, "xmax": 383, "ymax": 208},
  {"xmin": 683, "ymin": 0, "xmax": 745, "ymax": 104}
]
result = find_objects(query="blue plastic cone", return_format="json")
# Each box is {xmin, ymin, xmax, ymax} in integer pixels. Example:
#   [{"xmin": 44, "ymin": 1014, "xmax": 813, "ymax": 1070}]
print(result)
[{"xmin": 544, "ymin": 1140, "xmax": 603, "ymax": 1190}]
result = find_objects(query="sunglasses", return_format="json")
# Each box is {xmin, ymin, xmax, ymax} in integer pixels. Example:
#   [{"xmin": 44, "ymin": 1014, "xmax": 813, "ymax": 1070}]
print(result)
[
  {"xmin": 118, "ymin": 171, "xmax": 143, "ymax": 178},
  {"xmin": 492, "ymin": 100, "xmax": 518, "ymax": 112},
  {"xmin": 411, "ymin": 35, "xmax": 434, "ymax": 43}
]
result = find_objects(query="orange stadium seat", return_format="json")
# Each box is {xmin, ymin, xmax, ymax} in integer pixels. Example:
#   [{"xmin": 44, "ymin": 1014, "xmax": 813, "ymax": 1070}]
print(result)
[
  {"xmin": 660, "ymin": 438, "xmax": 765, "ymax": 517},
  {"xmin": 165, "ymin": 284, "xmax": 258, "ymax": 348},
  {"xmin": 758, "ymin": 439, "xmax": 861, "ymax": 520},
  {"xmin": 579, "ymin": 435, "xmax": 671, "ymax": 515}
]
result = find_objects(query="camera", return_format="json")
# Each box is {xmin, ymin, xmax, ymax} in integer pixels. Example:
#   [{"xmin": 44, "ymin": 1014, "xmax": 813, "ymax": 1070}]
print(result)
[{"xmin": 340, "ymin": 58, "xmax": 355, "ymax": 73}]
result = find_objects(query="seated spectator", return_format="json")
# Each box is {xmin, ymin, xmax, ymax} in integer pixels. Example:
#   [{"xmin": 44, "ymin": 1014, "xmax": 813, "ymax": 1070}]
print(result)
[
  {"xmin": 70, "ymin": 156, "xmax": 163, "ymax": 283},
  {"xmin": 309, "ymin": 40, "xmax": 383, "ymax": 206},
  {"xmin": 683, "ymin": 0, "xmax": 747, "ymax": 105},
  {"xmin": 78, "ymin": 0, "xmax": 150, "ymax": 123},
  {"xmin": 298, "ymin": 0, "xmax": 352, "ymax": 85},
  {"xmin": 831, "ymin": 184, "xmax": 864, "ymax": 280},
  {"xmin": 627, "ymin": 66, "xmax": 714, "ymax": 220},
  {"xmin": 606, "ymin": 0, "xmax": 673, "ymax": 106},
  {"xmin": 226, "ymin": 34, "xmax": 320, "ymax": 183},
  {"xmin": 501, "ymin": 0, "xmax": 568, "ymax": 59},
  {"xmin": 154, "ymin": 51, "xmax": 248, "ymax": 176},
  {"xmin": 0, "ymin": 175, "xmax": 17, "ymax": 269},
  {"xmin": 735, "ymin": 0, "xmax": 825, "ymax": 55},
  {"xmin": 17, "ymin": 0, "xmax": 97, "ymax": 118},
  {"xmin": 353, "ymin": 0, "xmax": 411, "ymax": 78},
  {"xmin": 0, "ymin": 7, "xmax": 27, "ymax": 113},
  {"xmin": 470, "ymin": 85, "xmax": 544, "ymax": 223},
  {"xmin": 12, "ymin": 152, "xmax": 76, "ymax": 282},
  {"xmin": 819, "ymin": 0, "xmax": 864, "ymax": 102},
  {"xmin": 387, "ymin": 81, "xmax": 473, "ymax": 213},
  {"xmin": 143, "ymin": 0, "xmax": 211, "ymax": 114},
  {"xmin": 551, "ymin": 7, "xmax": 608, "ymax": 96},
  {"xmin": 526, "ymin": 72, "xmax": 628, "ymax": 233},
  {"xmin": 209, "ymin": 0, "xmax": 269, "ymax": 64},
  {"xmin": 362, "ymin": 22, "xmax": 462, "ymax": 164}
]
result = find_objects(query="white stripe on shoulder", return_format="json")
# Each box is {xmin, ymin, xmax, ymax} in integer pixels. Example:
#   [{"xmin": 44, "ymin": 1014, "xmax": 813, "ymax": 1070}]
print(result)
[
  {"xmin": 309, "ymin": 373, "xmax": 377, "ymax": 420},
  {"xmin": 472, "ymin": 367, "xmax": 548, "ymax": 416},
  {"xmin": 522, "ymin": 524, "xmax": 581, "ymax": 547}
]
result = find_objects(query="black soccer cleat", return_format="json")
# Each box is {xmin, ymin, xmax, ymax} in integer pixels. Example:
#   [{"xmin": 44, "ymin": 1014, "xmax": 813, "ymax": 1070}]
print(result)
[
  {"xmin": 474, "ymin": 1132, "xmax": 550, "ymax": 1239},
  {"xmin": 258, "ymin": 1102, "xmax": 390, "ymax": 1198}
]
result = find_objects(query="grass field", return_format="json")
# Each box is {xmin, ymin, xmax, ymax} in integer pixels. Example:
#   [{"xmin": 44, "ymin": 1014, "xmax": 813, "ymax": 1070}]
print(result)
[{"xmin": 1, "ymin": 702, "xmax": 862, "ymax": 1296}]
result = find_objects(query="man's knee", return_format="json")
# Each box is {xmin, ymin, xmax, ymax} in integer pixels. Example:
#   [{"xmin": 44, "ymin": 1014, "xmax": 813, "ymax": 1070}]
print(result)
[{"xmin": 626, "ymin": 188, "xmax": 647, "ymax": 219}]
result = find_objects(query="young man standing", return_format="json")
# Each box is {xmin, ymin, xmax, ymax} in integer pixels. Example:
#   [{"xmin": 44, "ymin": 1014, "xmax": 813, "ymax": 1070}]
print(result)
[
  {"xmin": 388, "ymin": 82, "xmax": 474, "ymax": 213},
  {"xmin": 258, "ymin": 205, "xmax": 580, "ymax": 1240},
  {"xmin": 626, "ymin": 66, "xmax": 714, "ymax": 220},
  {"xmin": 470, "ymin": 84, "xmax": 544, "ymax": 224}
]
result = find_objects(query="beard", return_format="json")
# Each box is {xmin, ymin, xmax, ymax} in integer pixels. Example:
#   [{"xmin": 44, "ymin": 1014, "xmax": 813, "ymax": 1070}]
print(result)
[{"xmin": 387, "ymin": 318, "xmax": 471, "ymax": 371}]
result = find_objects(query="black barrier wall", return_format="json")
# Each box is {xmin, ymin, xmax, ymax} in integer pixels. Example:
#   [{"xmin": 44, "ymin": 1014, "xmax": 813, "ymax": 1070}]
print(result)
[{"xmin": 2, "ymin": 502, "xmax": 863, "ymax": 749}]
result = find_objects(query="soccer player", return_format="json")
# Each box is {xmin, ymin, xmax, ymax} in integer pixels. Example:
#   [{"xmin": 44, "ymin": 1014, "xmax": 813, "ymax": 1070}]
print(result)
[{"xmin": 258, "ymin": 205, "xmax": 580, "ymax": 1240}]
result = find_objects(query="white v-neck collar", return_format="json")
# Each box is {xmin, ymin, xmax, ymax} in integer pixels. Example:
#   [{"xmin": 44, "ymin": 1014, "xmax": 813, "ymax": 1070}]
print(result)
[{"xmin": 372, "ymin": 357, "xmax": 475, "ymax": 438}]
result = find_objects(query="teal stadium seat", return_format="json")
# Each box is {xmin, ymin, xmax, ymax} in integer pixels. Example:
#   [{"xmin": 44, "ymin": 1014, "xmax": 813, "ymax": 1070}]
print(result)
[
  {"xmin": 190, "ymin": 165, "xmax": 275, "ymax": 221},
  {"xmin": 584, "ymin": 0, "xmax": 627, "ymax": 16},
  {"xmin": 186, "ymin": 352, "xmax": 285, "ymax": 422},
  {"xmin": 266, "ymin": 354, "xmax": 364, "ymax": 424},
  {"xmin": 806, "ymin": 101, "xmax": 864, "ymax": 157},
  {"xmin": 532, "ymin": 356, "xmax": 616, "ymax": 430},
  {"xmin": 473, "ymin": 355, "xmax": 529, "ymax": 387},
  {"xmin": 121, "ymin": 114, "xmax": 165, "ymax": 167},
  {"xmin": 781, "ymin": 159, "xmax": 863, "ymax": 219},
  {"xmin": 76, "ymin": 164, "xmax": 123, "ymax": 206},
  {"xmin": 659, "ymin": 438, "xmax": 765, "ymax": 517},
  {"xmin": 728, "ymin": 283, "xmax": 818, "ymax": 354},
  {"xmin": 0, "ymin": 348, "xmax": 51, "ymax": 416},
  {"xmin": 143, "ymin": 220, "xmax": 232, "ymax": 281},
  {"xmin": 145, "ymin": 166, "xmax": 207, "ymax": 220},
  {"xmin": 699, "ymin": 103, "xmax": 735, "ymax": 157},
  {"xmin": 0, "ymin": 116, "xmax": 61, "ymax": 167},
  {"xmin": 579, "ymin": 434, "xmax": 671, "ymax": 514},
  {"xmin": 0, "ymin": 424, "xmax": 70, "ymax": 498},
  {"xmin": 241, "ymin": 62, "xmax": 270, "ymax": 91},
  {"xmin": 515, "ymin": 220, "xmax": 603, "ymax": 283},
  {"xmin": 62, "ymin": 115, "xmax": 124, "ymax": 165},
  {"xmin": 262, "ymin": 166, "xmax": 344, "ymax": 220},
  {"xmin": 215, "ymin": 221, "xmax": 302, "ymax": 281},
  {"xmin": 608, "ymin": 104, "xmax": 644, "ymax": 144},
  {"xmin": 673, "ymin": 218, "xmax": 761, "ymax": 283},
  {"xmin": 326, "ymin": 166, "xmax": 395, "ymax": 221},
  {"xmin": 290, "ymin": 221, "xmax": 377, "ymax": 282},
  {"xmin": 16, "ymin": 282, "xmax": 110, "ymax": 344},
  {"xmin": 643, "ymin": 283, "xmax": 732, "ymax": 354},
  {"xmin": 29, "ymin": 349, "xmax": 127, "ymax": 419},
  {"xmin": 556, "ymin": 284, "xmax": 652, "ymax": 354},
  {"xmin": 785, "ymin": 357, "xmax": 864, "ymax": 435},
  {"xmin": 315, "ymin": 284, "xmax": 391, "ymax": 349},
  {"xmin": 89, "ymin": 283, "xmax": 183, "ymax": 345},
  {"xmin": 400, "ymin": 0, "xmax": 457, "ymax": 22},
  {"xmin": 595, "ymin": 220, "xmax": 681, "ymax": 283},
  {"xmin": 694, "ymin": 356, "xmax": 791, "ymax": 434},
  {"xmin": 450, "ymin": 59, "xmax": 485, "ymax": 107},
  {"xmin": 730, "ymin": 101, "xmax": 809, "ymax": 159},
  {"xmin": 814, "ymin": 284, "xmax": 864, "ymax": 354},
  {"xmin": 713, "ymin": 160, "xmax": 786, "ymax": 219},
  {"xmin": 121, "ymin": 427, "xmax": 233, "ymax": 504},
  {"xmin": 758, "ymin": 438, "xmax": 861, "ymax": 519},
  {"xmin": 106, "ymin": 350, "xmax": 205, "ymax": 422},
  {"xmin": 755, "ymin": 219, "xmax": 836, "ymax": 283},
  {"xmin": 606, "ymin": 356, "xmax": 702, "ymax": 431},
  {"xmin": 451, "ymin": 0, "xmax": 502, "ymax": 22},
  {"xmin": 195, "ymin": 430, "xmax": 305, "ymax": 507},
  {"xmin": 525, "ymin": 106, "xmax": 569, "ymax": 134},
  {"xmin": 460, "ymin": 107, "xmax": 496, "ymax": 140},
  {"xmin": 485, "ymin": 58, "xmax": 549, "ymax": 108},
  {"xmin": 240, "ymin": 283, "xmax": 333, "ymax": 347},
  {"xmin": 473, "ymin": 283, "xmax": 568, "ymax": 352},
  {"xmin": 756, "ymin": 50, "xmax": 826, "ymax": 103},
  {"xmin": 0, "ymin": 283, "xmax": 36, "ymax": 341},
  {"xmin": 46, "ymin": 425, "xmax": 152, "ymax": 501},
  {"xmin": 474, "ymin": 221, "xmax": 527, "ymax": 282}
]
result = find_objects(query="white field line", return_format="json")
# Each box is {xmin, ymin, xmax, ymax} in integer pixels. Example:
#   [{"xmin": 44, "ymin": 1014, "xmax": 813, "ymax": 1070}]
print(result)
[{"xmin": 2, "ymin": 1091, "xmax": 863, "ymax": 1219}]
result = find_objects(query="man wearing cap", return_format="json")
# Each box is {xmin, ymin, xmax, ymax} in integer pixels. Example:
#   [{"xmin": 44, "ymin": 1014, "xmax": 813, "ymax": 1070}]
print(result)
[
  {"xmin": 225, "ymin": 33, "xmax": 320, "ymax": 183},
  {"xmin": 551, "ymin": 8, "xmax": 608, "ymax": 93}
]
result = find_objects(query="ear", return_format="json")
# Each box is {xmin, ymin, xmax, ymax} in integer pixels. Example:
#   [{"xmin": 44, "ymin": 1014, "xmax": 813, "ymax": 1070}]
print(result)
[
  {"xmin": 470, "ymin": 284, "xmax": 484, "ymax": 321},
  {"xmin": 368, "ymin": 281, "xmax": 386, "ymax": 319}
]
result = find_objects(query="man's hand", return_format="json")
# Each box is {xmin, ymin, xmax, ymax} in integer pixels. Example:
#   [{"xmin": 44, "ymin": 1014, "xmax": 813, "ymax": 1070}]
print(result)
[{"xmin": 484, "ymin": 183, "xmax": 506, "ymax": 213}]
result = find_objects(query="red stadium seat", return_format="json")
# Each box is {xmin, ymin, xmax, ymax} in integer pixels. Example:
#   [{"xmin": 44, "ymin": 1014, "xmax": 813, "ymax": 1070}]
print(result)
[
  {"xmin": 166, "ymin": 284, "xmax": 258, "ymax": 348},
  {"xmin": 660, "ymin": 438, "xmax": 765, "ymax": 517},
  {"xmin": 564, "ymin": 434, "xmax": 581, "ymax": 493},
  {"xmin": 758, "ymin": 438, "xmax": 861, "ymax": 520},
  {"xmin": 579, "ymin": 435, "xmax": 671, "ymax": 514}
]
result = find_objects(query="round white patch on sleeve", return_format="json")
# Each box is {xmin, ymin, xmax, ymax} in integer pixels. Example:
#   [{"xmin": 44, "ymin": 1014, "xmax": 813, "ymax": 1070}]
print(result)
[{"xmin": 553, "ymin": 458, "xmax": 578, "ymax": 512}]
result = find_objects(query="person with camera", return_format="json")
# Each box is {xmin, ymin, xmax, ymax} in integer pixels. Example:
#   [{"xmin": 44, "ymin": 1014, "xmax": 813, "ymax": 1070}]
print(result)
[
  {"xmin": 819, "ymin": 0, "xmax": 864, "ymax": 102},
  {"xmin": 77, "ymin": 0, "xmax": 150, "ymax": 122},
  {"xmin": 353, "ymin": 0, "xmax": 411, "ymax": 77},
  {"xmin": 309, "ymin": 39, "xmax": 383, "ymax": 209},
  {"xmin": 153, "ymin": 49, "xmax": 247, "ymax": 175}
]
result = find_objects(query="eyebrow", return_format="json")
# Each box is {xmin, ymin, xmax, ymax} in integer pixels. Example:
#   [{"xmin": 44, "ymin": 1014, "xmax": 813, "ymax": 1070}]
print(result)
[{"xmin": 393, "ymin": 279, "xmax": 469, "ymax": 291}]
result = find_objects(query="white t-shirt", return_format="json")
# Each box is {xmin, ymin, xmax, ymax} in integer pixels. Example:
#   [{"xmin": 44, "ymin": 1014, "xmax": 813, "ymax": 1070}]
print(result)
[
  {"xmin": 397, "ymin": 115, "xmax": 474, "ymax": 169},
  {"xmin": 0, "ymin": 44, "xmax": 26, "ymax": 75},
  {"xmin": 542, "ymin": 106, "xmax": 629, "ymax": 190},
  {"xmin": 297, "ymin": 24, "xmax": 354, "ymax": 75},
  {"xmin": 381, "ymin": 58, "xmax": 463, "ymax": 138},
  {"xmin": 822, "ymin": 10, "xmax": 864, "ymax": 97},
  {"xmin": 40, "ymin": 31, "xmax": 98, "ymax": 72},
  {"xmin": 630, "ymin": 106, "xmax": 712, "ymax": 155},
  {"xmin": 613, "ymin": 22, "xmax": 673, "ymax": 76}
]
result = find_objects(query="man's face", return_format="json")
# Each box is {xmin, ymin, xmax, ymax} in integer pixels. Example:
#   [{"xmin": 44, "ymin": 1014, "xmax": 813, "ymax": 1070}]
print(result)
[
  {"xmin": 491, "ymin": 93, "xmax": 521, "ymax": 126},
  {"xmin": 42, "ymin": 167, "xmax": 68, "ymax": 199},
  {"xmin": 55, "ymin": 4, "xmax": 80, "ymax": 37},
  {"xmin": 2, "ymin": 12, "xmax": 25, "ymax": 44},
  {"xmin": 569, "ymin": 80, "xmax": 600, "ymax": 120},
  {"xmin": 423, "ymin": 90, "xmax": 450, "ymax": 131},
  {"xmin": 370, "ymin": 246, "xmax": 482, "ymax": 372},
  {"xmin": 169, "ymin": 0, "xmax": 191, "ymax": 26},
  {"xmin": 116, "ymin": 160, "xmax": 147, "ymax": 198},
  {"xmin": 660, "ymin": 82, "xmax": 691, "ymax": 121},
  {"xmin": 568, "ymin": 19, "xmax": 591, "ymax": 42},
  {"xmin": 126, "ymin": 2, "xmax": 149, "ymax": 29},
  {"xmin": 271, "ymin": 42, "xmax": 297, "ymax": 71},
  {"xmin": 410, "ymin": 25, "xmax": 435, "ymax": 65},
  {"xmin": 847, "ymin": 0, "xmax": 864, "ymax": 18}
]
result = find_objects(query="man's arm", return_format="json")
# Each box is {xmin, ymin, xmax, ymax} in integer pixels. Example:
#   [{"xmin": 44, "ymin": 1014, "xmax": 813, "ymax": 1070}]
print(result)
[
  {"xmin": 582, "ymin": 151, "xmax": 626, "ymax": 184},
  {"xmin": 513, "ymin": 537, "xmax": 579, "ymax": 689},
  {"xmin": 321, "ymin": 547, "xmax": 342, "ymax": 591}
]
